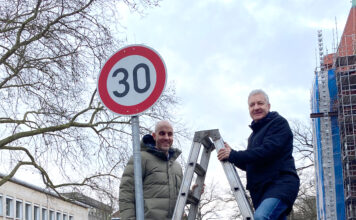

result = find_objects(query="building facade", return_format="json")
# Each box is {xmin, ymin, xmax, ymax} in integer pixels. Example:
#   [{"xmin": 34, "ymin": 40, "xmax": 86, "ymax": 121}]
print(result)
[
  {"xmin": 0, "ymin": 174, "xmax": 114, "ymax": 220},
  {"xmin": 0, "ymin": 176, "xmax": 88, "ymax": 220},
  {"xmin": 311, "ymin": 1, "xmax": 356, "ymax": 219},
  {"xmin": 62, "ymin": 193, "xmax": 112, "ymax": 220}
]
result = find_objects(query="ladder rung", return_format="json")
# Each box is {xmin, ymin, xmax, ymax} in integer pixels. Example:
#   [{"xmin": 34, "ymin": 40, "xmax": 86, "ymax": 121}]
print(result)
[
  {"xmin": 194, "ymin": 163, "xmax": 206, "ymax": 176},
  {"xmin": 201, "ymin": 136, "xmax": 215, "ymax": 150},
  {"xmin": 187, "ymin": 192, "xmax": 199, "ymax": 205}
]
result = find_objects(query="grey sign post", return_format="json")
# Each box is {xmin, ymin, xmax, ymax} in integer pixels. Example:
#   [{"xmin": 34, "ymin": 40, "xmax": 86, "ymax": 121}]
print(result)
[
  {"xmin": 97, "ymin": 45, "xmax": 167, "ymax": 220},
  {"xmin": 131, "ymin": 115, "xmax": 144, "ymax": 219}
]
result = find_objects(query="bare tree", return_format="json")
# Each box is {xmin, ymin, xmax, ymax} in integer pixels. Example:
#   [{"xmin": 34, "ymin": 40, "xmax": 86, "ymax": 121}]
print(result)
[
  {"xmin": 183, "ymin": 179, "xmax": 245, "ymax": 220},
  {"xmin": 195, "ymin": 181, "xmax": 226, "ymax": 220},
  {"xmin": 290, "ymin": 119, "xmax": 314, "ymax": 171},
  {"xmin": 289, "ymin": 119, "xmax": 317, "ymax": 219},
  {"xmin": 289, "ymin": 178, "xmax": 317, "ymax": 220},
  {"xmin": 0, "ymin": 0, "xmax": 186, "ymax": 207}
]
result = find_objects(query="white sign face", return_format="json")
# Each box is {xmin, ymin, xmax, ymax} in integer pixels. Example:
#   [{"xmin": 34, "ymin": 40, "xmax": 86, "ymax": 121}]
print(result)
[
  {"xmin": 106, "ymin": 55, "xmax": 157, "ymax": 106},
  {"xmin": 98, "ymin": 45, "xmax": 167, "ymax": 116}
]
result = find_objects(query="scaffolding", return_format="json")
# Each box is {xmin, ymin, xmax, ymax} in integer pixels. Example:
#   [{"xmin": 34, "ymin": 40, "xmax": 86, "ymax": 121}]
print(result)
[
  {"xmin": 311, "ymin": 30, "xmax": 339, "ymax": 219},
  {"xmin": 335, "ymin": 32, "xmax": 356, "ymax": 220},
  {"xmin": 311, "ymin": 3, "xmax": 356, "ymax": 219}
]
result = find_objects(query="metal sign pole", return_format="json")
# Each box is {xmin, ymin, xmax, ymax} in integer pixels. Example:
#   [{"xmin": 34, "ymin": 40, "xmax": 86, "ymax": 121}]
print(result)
[
  {"xmin": 131, "ymin": 115, "xmax": 144, "ymax": 220},
  {"xmin": 98, "ymin": 45, "xmax": 166, "ymax": 220}
]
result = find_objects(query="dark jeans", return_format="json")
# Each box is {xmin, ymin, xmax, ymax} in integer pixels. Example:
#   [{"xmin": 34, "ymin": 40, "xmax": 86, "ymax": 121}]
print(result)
[{"xmin": 254, "ymin": 198, "xmax": 288, "ymax": 220}]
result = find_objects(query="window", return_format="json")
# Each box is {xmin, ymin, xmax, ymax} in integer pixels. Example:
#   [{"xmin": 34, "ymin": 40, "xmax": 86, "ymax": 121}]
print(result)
[
  {"xmin": 0, "ymin": 194, "xmax": 3, "ymax": 216},
  {"xmin": 49, "ymin": 210, "xmax": 55, "ymax": 220},
  {"xmin": 34, "ymin": 205, "xmax": 40, "ymax": 220},
  {"xmin": 56, "ymin": 212, "xmax": 61, "ymax": 220},
  {"xmin": 42, "ymin": 208, "xmax": 48, "ymax": 220},
  {"xmin": 63, "ymin": 213, "xmax": 67, "ymax": 220},
  {"xmin": 25, "ymin": 203, "xmax": 32, "ymax": 220},
  {"xmin": 69, "ymin": 216, "xmax": 73, "ymax": 220},
  {"xmin": 16, "ymin": 200, "xmax": 23, "ymax": 219},
  {"xmin": 6, "ymin": 197, "xmax": 14, "ymax": 217}
]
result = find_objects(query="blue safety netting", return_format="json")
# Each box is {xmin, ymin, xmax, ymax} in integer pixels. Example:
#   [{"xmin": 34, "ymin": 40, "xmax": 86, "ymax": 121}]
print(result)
[{"xmin": 328, "ymin": 69, "xmax": 345, "ymax": 220}]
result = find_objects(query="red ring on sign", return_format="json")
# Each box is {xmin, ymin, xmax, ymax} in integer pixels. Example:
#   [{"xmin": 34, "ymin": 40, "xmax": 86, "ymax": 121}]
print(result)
[{"xmin": 98, "ymin": 45, "xmax": 166, "ymax": 115}]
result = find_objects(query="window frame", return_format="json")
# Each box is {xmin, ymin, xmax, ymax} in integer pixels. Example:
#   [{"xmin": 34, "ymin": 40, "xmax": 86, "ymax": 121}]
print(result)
[
  {"xmin": 5, "ymin": 196, "xmax": 14, "ymax": 218},
  {"xmin": 56, "ymin": 211, "xmax": 62, "ymax": 220},
  {"xmin": 0, "ymin": 194, "xmax": 3, "ymax": 216},
  {"xmin": 49, "ymin": 210, "xmax": 55, "ymax": 220},
  {"xmin": 33, "ymin": 204, "xmax": 40, "ymax": 220},
  {"xmin": 15, "ymin": 199, "xmax": 23, "ymax": 219},
  {"xmin": 25, "ymin": 202, "xmax": 32, "ymax": 220},
  {"xmin": 42, "ymin": 207, "xmax": 48, "ymax": 220}
]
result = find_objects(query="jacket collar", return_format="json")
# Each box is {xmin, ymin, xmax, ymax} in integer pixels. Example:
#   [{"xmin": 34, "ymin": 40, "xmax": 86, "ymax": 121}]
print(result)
[{"xmin": 249, "ymin": 111, "xmax": 279, "ymax": 131}]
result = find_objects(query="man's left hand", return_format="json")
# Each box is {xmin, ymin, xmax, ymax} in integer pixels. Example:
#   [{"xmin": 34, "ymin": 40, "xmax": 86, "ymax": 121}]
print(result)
[{"xmin": 191, "ymin": 183, "xmax": 205, "ymax": 194}]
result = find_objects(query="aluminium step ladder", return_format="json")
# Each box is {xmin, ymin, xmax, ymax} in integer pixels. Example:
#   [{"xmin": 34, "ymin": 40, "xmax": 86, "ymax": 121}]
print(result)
[{"xmin": 172, "ymin": 129, "xmax": 254, "ymax": 220}]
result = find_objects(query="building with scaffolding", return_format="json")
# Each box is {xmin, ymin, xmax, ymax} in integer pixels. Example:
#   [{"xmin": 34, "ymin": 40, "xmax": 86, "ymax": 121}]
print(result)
[{"xmin": 311, "ymin": 1, "xmax": 356, "ymax": 219}]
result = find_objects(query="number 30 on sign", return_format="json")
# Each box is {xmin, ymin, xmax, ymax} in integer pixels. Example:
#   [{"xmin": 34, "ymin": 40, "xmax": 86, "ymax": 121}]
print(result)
[{"xmin": 97, "ymin": 45, "xmax": 167, "ymax": 116}]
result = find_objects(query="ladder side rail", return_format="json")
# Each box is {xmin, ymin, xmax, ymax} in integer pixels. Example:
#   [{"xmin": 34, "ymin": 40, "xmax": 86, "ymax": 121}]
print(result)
[
  {"xmin": 223, "ymin": 161, "xmax": 254, "ymax": 219},
  {"xmin": 187, "ymin": 137, "xmax": 214, "ymax": 220},
  {"xmin": 172, "ymin": 141, "xmax": 202, "ymax": 220},
  {"xmin": 213, "ymin": 138, "xmax": 254, "ymax": 220}
]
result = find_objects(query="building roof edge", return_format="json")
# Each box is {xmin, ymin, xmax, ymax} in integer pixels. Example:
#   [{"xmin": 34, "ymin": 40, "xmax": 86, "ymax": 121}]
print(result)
[{"xmin": 0, "ymin": 173, "xmax": 89, "ymax": 208}]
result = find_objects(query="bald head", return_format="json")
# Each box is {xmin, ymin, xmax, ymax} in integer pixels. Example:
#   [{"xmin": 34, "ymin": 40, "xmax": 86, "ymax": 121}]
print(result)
[
  {"xmin": 155, "ymin": 120, "xmax": 173, "ymax": 133},
  {"xmin": 153, "ymin": 120, "xmax": 174, "ymax": 155}
]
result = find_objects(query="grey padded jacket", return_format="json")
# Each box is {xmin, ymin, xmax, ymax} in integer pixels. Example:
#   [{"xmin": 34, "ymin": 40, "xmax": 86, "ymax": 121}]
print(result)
[{"xmin": 119, "ymin": 134, "xmax": 183, "ymax": 220}]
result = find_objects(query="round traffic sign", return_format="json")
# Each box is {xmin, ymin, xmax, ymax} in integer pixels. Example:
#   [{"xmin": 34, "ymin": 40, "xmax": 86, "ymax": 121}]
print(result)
[{"xmin": 98, "ymin": 45, "xmax": 167, "ymax": 116}]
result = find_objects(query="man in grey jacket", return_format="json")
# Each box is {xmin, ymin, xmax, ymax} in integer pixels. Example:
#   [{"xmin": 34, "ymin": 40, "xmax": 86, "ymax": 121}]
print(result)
[{"xmin": 119, "ymin": 120, "xmax": 183, "ymax": 220}]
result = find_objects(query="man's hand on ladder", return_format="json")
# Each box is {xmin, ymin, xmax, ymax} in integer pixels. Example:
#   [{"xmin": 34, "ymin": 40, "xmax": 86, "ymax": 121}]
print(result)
[
  {"xmin": 191, "ymin": 183, "xmax": 205, "ymax": 194},
  {"xmin": 217, "ymin": 142, "xmax": 232, "ymax": 161}
]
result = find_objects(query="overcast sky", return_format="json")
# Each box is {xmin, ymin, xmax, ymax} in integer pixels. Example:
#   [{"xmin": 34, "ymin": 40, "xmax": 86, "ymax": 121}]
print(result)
[
  {"xmin": 5, "ymin": 1, "xmax": 352, "ymax": 217},
  {"xmin": 117, "ymin": 0, "xmax": 350, "ymax": 147},
  {"xmin": 112, "ymin": 1, "xmax": 353, "ymax": 197}
]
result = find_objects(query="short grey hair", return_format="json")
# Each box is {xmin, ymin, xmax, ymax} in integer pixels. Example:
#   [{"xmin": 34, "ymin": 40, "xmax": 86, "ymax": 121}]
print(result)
[{"xmin": 248, "ymin": 89, "xmax": 270, "ymax": 104}]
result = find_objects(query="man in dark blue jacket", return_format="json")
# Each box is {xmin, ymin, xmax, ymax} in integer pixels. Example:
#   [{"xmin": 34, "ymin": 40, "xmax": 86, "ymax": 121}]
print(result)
[{"xmin": 218, "ymin": 89, "xmax": 299, "ymax": 220}]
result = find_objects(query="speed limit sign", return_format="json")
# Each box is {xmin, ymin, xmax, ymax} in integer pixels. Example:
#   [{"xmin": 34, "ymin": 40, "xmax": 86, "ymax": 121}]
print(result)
[{"xmin": 97, "ymin": 45, "xmax": 167, "ymax": 115}]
